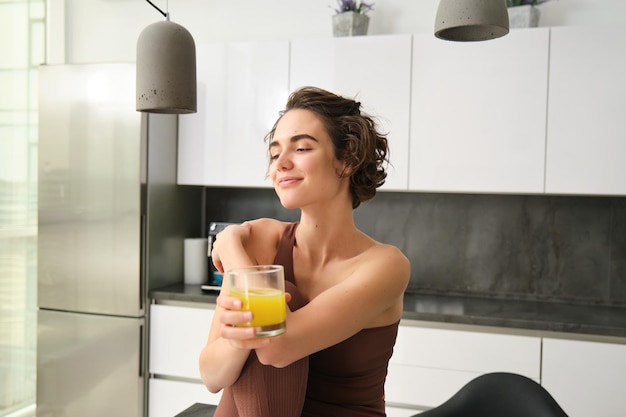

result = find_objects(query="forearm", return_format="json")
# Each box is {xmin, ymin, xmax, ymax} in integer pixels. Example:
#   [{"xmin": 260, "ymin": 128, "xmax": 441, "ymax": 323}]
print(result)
[
  {"xmin": 200, "ymin": 219, "xmax": 283, "ymax": 391},
  {"xmin": 199, "ymin": 336, "xmax": 250, "ymax": 393}
]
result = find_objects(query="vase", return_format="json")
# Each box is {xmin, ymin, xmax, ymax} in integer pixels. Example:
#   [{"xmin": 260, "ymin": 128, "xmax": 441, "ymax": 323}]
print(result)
[
  {"xmin": 332, "ymin": 12, "xmax": 370, "ymax": 37},
  {"xmin": 507, "ymin": 5, "xmax": 540, "ymax": 28}
]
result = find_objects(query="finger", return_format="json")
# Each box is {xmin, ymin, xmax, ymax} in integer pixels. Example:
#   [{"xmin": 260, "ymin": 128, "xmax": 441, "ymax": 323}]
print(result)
[
  {"xmin": 220, "ymin": 310, "xmax": 253, "ymax": 327},
  {"xmin": 216, "ymin": 294, "xmax": 242, "ymax": 310},
  {"xmin": 220, "ymin": 324, "xmax": 259, "ymax": 341}
]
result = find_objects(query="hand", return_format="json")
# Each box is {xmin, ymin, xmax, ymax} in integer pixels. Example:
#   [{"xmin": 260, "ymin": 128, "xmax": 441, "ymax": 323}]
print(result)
[
  {"xmin": 211, "ymin": 223, "xmax": 251, "ymax": 272},
  {"xmin": 216, "ymin": 292, "xmax": 272, "ymax": 349}
]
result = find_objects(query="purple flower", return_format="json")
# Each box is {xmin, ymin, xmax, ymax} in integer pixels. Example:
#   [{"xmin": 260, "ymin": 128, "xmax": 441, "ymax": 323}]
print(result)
[
  {"xmin": 334, "ymin": 0, "xmax": 374, "ymax": 15},
  {"xmin": 506, "ymin": 0, "xmax": 551, "ymax": 6}
]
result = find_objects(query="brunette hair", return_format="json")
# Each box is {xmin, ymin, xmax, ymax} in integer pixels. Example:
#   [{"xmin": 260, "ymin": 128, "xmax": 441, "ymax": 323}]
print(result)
[{"xmin": 265, "ymin": 86, "xmax": 389, "ymax": 209}]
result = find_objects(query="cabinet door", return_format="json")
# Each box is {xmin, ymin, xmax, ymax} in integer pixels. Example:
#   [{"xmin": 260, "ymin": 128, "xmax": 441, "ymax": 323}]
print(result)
[
  {"xmin": 149, "ymin": 378, "xmax": 220, "ymax": 417},
  {"xmin": 409, "ymin": 29, "xmax": 549, "ymax": 193},
  {"xmin": 149, "ymin": 304, "xmax": 214, "ymax": 379},
  {"xmin": 546, "ymin": 26, "xmax": 626, "ymax": 195},
  {"xmin": 542, "ymin": 338, "xmax": 626, "ymax": 417},
  {"xmin": 178, "ymin": 41, "xmax": 289, "ymax": 187},
  {"xmin": 386, "ymin": 405, "xmax": 423, "ymax": 417},
  {"xmin": 290, "ymin": 35, "xmax": 412, "ymax": 191},
  {"xmin": 385, "ymin": 324, "xmax": 541, "ymax": 408}
]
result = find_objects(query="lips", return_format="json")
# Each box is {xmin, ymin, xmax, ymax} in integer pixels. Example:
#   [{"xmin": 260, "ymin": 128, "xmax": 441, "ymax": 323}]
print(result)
[{"xmin": 277, "ymin": 177, "xmax": 301, "ymax": 187}]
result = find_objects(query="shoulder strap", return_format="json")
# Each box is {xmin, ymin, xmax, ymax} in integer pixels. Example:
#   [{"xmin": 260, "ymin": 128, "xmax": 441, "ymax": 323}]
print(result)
[{"xmin": 272, "ymin": 222, "xmax": 298, "ymax": 284}]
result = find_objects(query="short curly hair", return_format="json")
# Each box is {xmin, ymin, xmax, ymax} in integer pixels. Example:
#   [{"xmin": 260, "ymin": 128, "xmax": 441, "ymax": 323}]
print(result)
[{"xmin": 265, "ymin": 86, "xmax": 389, "ymax": 209}]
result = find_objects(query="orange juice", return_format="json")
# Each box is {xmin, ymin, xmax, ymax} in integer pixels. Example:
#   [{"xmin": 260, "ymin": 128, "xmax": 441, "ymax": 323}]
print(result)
[{"xmin": 230, "ymin": 287, "xmax": 286, "ymax": 330}]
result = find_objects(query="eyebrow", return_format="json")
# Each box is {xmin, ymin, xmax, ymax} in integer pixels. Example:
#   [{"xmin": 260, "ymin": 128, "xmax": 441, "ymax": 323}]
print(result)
[{"xmin": 269, "ymin": 134, "xmax": 319, "ymax": 150}]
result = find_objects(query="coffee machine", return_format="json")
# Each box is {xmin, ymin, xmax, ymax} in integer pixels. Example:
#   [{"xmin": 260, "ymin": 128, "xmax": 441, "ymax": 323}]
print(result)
[{"xmin": 202, "ymin": 221, "xmax": 237, "ymax": 290}]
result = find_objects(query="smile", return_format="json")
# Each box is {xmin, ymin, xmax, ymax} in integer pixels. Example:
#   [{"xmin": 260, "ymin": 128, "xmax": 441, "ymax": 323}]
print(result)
[{"xmin": 277, "ymin": 177, "xmax": 301, "ymax": 187}]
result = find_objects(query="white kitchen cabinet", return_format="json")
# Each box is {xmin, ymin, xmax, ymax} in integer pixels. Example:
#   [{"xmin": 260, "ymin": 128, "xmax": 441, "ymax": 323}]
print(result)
[
  {"xmin": 542, "ymin": 338, "xmax": 626, "ymax": 417},
  {"xmin": 149, "ymin": 303, "xmax": 220, "ymax": 416},
  {"xmin": 149, "ymin": 304, "xmax": 214, "ymax": 379},
  {"xmin": 385, "ymin": 323, "xmax": 541, "ymax": 409},
  {"xmin": 149, "ymin": 378, "xmax": 218, "ymax": 417},
  {"xmin": 386, "ymin": 405, "xmax": 422, "ymax": 417},
  {"xmin": 178, "ymin": 40, "xmax": 290, "ymax": 187},
  {"xmin": 546, "ymin": 25, "xmax": 626, "ymax": 195},
  {"xmin": 409, "ymin": 28, "xmax": 549, "ymax": 193},
  {"xmin": 290, "ymin": 35, "xmax": 412, "ymax": 190}
]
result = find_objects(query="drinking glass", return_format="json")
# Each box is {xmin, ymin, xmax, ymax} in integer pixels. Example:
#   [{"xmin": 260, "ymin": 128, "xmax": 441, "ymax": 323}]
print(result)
[{"xmin": 228, "ymin": 265, "xmax": 286, "ymax": 337}]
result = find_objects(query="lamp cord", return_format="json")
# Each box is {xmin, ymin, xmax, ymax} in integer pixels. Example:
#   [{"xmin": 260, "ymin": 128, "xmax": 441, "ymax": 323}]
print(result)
[{"xmin": 145, "ymin": 0, "xmax": 167, "ymax": 18}]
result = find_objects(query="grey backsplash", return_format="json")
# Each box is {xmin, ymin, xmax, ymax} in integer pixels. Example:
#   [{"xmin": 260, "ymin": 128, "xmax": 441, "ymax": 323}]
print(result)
[{"xmin": 204, "ymin": 188, "xmax": 626, "ymax": 307}]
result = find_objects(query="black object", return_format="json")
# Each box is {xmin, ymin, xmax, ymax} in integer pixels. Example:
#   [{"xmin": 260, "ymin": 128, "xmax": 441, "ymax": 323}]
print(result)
[
  {"xmin": 413, "ymin": 372, "xmax": 569, "ymax": 417},
  {"xmin": 175, "ymin": 403, "xmax": 217, "ymax": 417},
  {"xmin": 207, "ymin": 222, "xmax": 237, "ymax": 286}
]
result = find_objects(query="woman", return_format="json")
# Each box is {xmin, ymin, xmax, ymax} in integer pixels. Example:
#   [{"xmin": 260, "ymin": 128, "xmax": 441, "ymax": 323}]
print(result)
[{"xmin": 199, "ymin": 86, "xmax": 410, "ymax": 417}]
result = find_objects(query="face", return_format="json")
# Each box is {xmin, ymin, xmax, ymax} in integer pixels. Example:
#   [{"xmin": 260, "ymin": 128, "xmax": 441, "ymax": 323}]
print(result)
[{"xmin": 268, "ymin": 109, "xmax": 348, "ymax": 209}]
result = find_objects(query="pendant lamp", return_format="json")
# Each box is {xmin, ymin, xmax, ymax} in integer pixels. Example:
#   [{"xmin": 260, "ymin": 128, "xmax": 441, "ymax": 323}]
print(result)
[
  {"xmin": 136, "ymin": 0, "xmax": 197, "ymax": 114},
  {"xmin": 435, "ymin": 0, "xmax": 509, "ymax": 42}
]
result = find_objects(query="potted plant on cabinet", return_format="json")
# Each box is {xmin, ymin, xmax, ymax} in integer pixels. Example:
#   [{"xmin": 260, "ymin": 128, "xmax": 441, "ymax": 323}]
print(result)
[
  {"xmin": 506, "ymin": 0, "xmax": 552, "ymax": 28},
  {"xmin": 332, "ymin": 0, "xmax": 374, "ymax": 37}
]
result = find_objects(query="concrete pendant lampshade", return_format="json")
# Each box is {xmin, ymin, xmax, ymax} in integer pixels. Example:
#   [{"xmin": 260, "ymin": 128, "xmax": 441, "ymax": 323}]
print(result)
[
  {"xmin": 435, "ymin": 0, "xmax": 509, "ymax": 42},
  {"xmin": 136, "ymin": 16, "xmax": 197, "ymax": 113}
]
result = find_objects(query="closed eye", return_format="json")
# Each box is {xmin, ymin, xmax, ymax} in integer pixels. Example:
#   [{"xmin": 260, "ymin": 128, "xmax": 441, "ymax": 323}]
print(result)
[{"xmin": 270, "ymin": 147, "xmax": 311, "ymax": 161}]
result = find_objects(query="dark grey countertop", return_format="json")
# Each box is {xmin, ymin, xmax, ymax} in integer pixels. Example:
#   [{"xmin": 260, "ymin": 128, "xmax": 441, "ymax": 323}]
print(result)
[{"xmin": 150, "ymin": 283, "xmax": 626, "ymax": 339}]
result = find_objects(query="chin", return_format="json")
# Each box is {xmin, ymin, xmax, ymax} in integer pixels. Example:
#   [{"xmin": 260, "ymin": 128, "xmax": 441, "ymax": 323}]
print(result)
[
  {"xmin": 275, "ymin": 193, "xmax": 301, "ymax": 210},
  {"xmin": 279, "ymin": 199, "xmax": 299, "ymax": 210}
]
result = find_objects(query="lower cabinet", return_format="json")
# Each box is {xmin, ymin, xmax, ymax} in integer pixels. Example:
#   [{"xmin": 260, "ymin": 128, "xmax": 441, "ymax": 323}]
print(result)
[
  {"xmin": 384, "ymin": 324, "xmax": 541, "ymax": 410},
  {"xmin": 149, "ymin": 303, "xmax": 626, "ymax": 416},
  {"xmin": 149, "ymin": 378, "xmax": 220, "ymax": 417},
  {"xmin": 541, "ymin": 338, "xmax": 626, "ymax": 417},
  {"xmin": 149, "ymin": 303, "xmax": 219, "ymax": 417},
  {"xmin": 386, "ymin": 405, "xmax": 422, "ymax": 417}
]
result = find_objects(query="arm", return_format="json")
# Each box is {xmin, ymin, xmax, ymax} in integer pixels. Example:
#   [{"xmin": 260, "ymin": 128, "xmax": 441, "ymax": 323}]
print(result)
[
  {"xmin": 244, "ymin": 244, "xmax": 410, "ymax": 369},
  {"xmin": 200, "ymin": 221, "xmax": 410, "ymax": 386},
  {"xmin": 198, "ymin": 219, "xmax": 284, "ymax": 392}
]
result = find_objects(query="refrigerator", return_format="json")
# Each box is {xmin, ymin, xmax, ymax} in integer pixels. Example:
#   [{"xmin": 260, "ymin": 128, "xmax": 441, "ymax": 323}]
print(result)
[{"xmin": 37, "ymin": 63, "xmax": 202, "ymax": 416}]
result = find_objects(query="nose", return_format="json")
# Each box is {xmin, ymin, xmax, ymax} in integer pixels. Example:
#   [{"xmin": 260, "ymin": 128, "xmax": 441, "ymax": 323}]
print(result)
[{"xmin": 274, "ymin": 150, "xmax": 293, "ymax": 171}]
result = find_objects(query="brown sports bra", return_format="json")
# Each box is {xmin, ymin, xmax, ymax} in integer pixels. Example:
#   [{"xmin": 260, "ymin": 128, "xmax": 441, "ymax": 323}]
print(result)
[{"xmin": 276, "ymin": 222, "xmax": 399, "ymax": 417}]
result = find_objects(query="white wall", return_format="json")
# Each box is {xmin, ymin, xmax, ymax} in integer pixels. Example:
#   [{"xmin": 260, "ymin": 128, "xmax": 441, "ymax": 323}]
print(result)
[{"xmin": 49, "ymin": 0, "xmax": 626, "ymax": 64}]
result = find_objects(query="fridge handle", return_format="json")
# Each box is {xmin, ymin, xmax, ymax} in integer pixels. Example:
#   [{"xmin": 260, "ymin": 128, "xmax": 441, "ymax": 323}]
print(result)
[
  {"xmin": 139, "ymin": 323, "xmax": 145, "ymax": 378},
  {"xmin": 140, "ymin": 213, "xmax": 147, "ymax": 310}
]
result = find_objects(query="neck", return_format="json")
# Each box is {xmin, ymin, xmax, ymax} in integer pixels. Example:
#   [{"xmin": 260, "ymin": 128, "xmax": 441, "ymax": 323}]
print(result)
[{"xmin": 295, "ymin": 205, "xmax": 361, "ymax": 263}]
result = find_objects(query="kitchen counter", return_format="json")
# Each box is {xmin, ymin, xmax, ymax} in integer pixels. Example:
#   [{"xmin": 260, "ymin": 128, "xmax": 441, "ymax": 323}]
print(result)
[{"xmin": 151, "ymin": 283, "xmax": 626, "ymax": 339}]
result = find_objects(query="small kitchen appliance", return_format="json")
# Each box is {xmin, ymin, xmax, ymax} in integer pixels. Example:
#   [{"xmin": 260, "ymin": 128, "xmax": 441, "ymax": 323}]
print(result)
[{"xmin": 202, "ymin": 221, "xmax": 238, "ymax": 291}]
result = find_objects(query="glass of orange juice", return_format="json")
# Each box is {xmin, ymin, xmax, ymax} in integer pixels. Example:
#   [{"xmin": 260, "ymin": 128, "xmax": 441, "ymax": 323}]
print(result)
[{"xmin": 228, "ymin": 265, "xmax": 286, "ymax": 337}]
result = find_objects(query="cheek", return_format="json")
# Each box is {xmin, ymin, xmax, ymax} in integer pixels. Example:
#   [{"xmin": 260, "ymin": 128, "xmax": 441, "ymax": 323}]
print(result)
[{"xmin": 268, "ymin": 163, "xmax": 278, "ymax": 180}]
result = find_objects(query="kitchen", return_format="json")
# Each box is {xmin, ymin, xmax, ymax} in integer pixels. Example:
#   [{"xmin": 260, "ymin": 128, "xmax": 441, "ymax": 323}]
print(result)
[{"xmin": 4, "ymin": 0, "xmax": 626, "ymax": 416}]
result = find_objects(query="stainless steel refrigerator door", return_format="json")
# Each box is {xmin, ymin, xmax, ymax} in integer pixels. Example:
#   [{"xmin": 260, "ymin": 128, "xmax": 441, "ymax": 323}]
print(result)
[
  {"xmin": 37, "ymin": 309, "xmax": 144, "ymax": 417},
  {"xmin": 38, "ymin": 64, "xmax": 144, "ymax": 316}
]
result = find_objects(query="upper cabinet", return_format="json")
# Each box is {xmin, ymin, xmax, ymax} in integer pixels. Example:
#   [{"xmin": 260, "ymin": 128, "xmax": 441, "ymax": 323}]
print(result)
[
  {"xmin": 409, "ymin": 29, "xmax": 550, "ymax": 193},
  {"xmin": 546, "ymin": 25, "xmax": 626, "ymax": 195},
  {"xmin": 290, "ymin": 35, "xmax": 412, "ymax": 191},
  {"xmin": 177, "ymin": 40, "xmax": 290, "ymax": 187},
  {"xmin": 177, "ymin": 28, "xmax": 625, "ymax": 196}
]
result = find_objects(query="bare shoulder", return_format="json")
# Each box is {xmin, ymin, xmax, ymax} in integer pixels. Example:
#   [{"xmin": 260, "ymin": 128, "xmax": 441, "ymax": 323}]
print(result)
[
  {"xmin": 362, "ymin": 242, "xmax": 411, "ymax": 289},
  {"xmin": 362, "ymin": 237, "xmax": 410, "ymax": 267}
]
